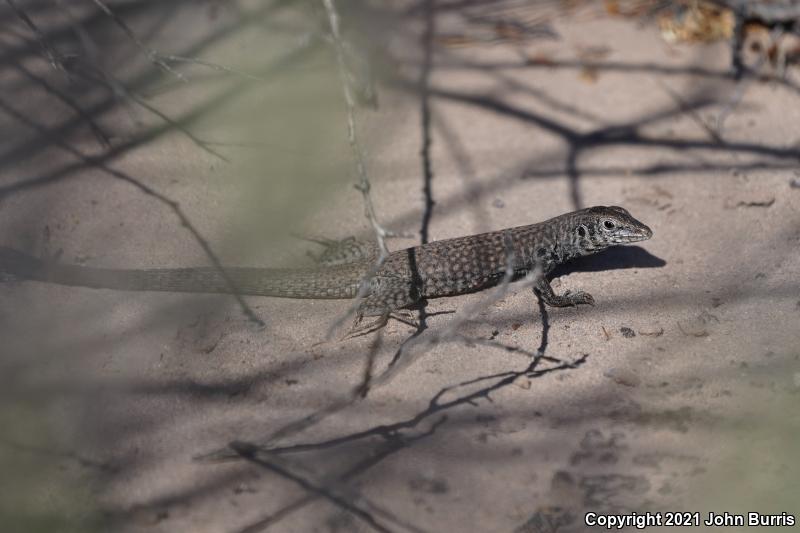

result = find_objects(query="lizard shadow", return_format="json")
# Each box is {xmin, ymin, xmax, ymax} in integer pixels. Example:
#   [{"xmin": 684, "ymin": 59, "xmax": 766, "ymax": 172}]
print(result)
[
  {"xmin": 383, "ymin": 247, "xmax": 662, "ymax": 366},
  {"xmin": 550, "ymin": 246, "xmax": 665, "ymax": 278}
]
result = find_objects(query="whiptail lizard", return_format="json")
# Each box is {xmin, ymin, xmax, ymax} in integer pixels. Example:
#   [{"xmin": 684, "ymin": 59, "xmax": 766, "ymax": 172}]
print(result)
[{"xmin": 0, "ymin": 206, "xmax": 652, "ymax": 331}]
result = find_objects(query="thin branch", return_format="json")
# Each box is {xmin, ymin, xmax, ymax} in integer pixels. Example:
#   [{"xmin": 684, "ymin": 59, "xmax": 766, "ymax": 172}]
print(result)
[
  {"xmin": 57, "ymin": 54, "xmax": 230, "ymax": 161},
  {"xmin": 109, "ymin": 76, "xmax": 231, "ymax": 162},
  {"xmin": 8, "ymin": 55, "xmax": 110, "ymax": 148},
  {"xmin": 54, "ymin": 0, "xmax": 102, "ymax": 64},
  {"xmin": 7, "ymin": 1, "xmax": 235, "ymax": 161},
  {"xmin": 89, "ymin": 0, "xmax": 187, "ymax": 82},
  {"xmin": 157, "ymin": 54, "xmax": 272, "ymax": 82},
  {"xmin": 5, "ymin": 0, "xmax": 67, "ymax": 72},
  {"xmin": 85, "ymin": 0, "xmax": 308, "ymax": 87}
]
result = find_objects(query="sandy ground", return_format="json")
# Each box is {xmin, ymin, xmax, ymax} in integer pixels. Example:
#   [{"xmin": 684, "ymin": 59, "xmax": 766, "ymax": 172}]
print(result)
[{"xmin": 1, "ymin": 1, "xmax": 799, "ymax": 532}]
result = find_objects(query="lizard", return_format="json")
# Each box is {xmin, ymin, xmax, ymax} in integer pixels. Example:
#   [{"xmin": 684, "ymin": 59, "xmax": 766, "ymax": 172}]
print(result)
[{"xmin": 0, "ymin": 206, "xmax": 652, "ymax": 332}]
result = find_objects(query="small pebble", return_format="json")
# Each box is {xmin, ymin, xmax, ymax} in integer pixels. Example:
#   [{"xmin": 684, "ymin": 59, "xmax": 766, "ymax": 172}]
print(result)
[
  {"xmin": 513, "ymin": 375, "xmax": 532, "ymax": 390},
  {"xmin": 604, "ymin": 367, "xmax": 641, "ymax": 387},
  {"xmin": 620, "ymin": 327, "xmax": 636, "ymax": 338}
]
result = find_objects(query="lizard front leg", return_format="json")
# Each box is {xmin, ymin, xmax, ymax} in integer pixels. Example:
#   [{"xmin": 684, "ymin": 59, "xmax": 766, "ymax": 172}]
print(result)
[{"xmin": 534, "ymin": 277, "xmax": 595, "ymax": 307}]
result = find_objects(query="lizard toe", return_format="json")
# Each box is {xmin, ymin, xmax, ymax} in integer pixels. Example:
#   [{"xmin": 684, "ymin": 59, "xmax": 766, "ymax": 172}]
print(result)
[{"xmin": 574, "ymin": 291, "xmax": 595, "ymax": 306}]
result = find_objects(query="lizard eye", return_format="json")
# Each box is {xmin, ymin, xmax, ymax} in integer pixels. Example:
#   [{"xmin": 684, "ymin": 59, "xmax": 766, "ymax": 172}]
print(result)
[{"xmin": 603, "ymin": 219, "xmax": 616, "ymax": 230}]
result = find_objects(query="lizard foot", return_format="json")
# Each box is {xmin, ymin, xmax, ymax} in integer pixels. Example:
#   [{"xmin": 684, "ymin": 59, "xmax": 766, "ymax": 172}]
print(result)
[
  {"xmin": 534, "ymin": 278, "xmax": 595, "ymax": 308},
  {"xmin": 389, "ymin": 309, "xmax": 419, "ymax": 328},
  {"xmin": 539, "ymin": 289, "xmax": 595, "ymax": 308},
  {"xmin": 561, "ymin": 290, "xmax": 595, "ymax": 307},
  {"xmin": 343, "ymin": 309, "xmax": 419, "ymax": 339},
  {"xmin": 343, "ymin": 312, "xmax": 390, "ymax": 339}
]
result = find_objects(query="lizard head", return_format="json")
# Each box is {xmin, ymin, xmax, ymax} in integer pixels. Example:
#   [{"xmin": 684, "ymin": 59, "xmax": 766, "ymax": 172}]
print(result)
[{"xmin": 571, "ymin": 206, "xmax": 653, "ymax": 252}]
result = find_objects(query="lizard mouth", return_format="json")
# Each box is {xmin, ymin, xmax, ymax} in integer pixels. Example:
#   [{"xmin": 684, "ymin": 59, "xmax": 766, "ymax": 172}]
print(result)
[{"xmin": 614, "ymin": 224, "xmax": 653, "ymax": 243}]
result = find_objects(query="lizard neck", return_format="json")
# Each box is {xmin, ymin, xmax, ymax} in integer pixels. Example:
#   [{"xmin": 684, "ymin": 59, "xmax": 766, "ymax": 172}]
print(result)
[{"xmin": 516, "ymin": 222, "xmax": 602, "ymax": 275}]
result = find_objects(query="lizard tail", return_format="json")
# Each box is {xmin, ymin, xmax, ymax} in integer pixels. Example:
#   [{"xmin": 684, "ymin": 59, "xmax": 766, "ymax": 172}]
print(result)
[{"xmin": 0, "ymin": 246, "xmax": 365, "ymax": 299}]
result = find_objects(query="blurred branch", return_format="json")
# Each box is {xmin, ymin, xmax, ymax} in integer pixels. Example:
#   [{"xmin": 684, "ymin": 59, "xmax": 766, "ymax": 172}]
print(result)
[
  {"xmin": 231, "ymin": 418, "xmax": 443, "ymax": 533},
  {"xmin": 321, "ymin": 0, "xmax": 395, "ymax": 260},
  {"xmin": 2, "ymin": 23, "xmax": 316, "ymax": 176},
  {"xmin": 230, "ymin": 442, "xmax": 395, "ymax": 533},
  {"xmin": 5, "ymin": 0, "xmax": 68, "ymax": 73},
  {"xmin": 0, "ymin": 95, "xmax": 264, "ymax": 327},
  {"xmin": 64, "ymin": 58, "xmax": 230, "ymax": 161},
  {"xmin": 7, "ymin": 54, "xmax": 110, "ymax": 148},
  {"xmin": 156, "ymin": 53, "xmax": 272, "ymax": 82},
  {"xmin": 89, "ymin": 0, "xmax": 187, "ymax": 82},
  {"xmin": 321, "ymin": 0, "xmax": 417, "ymax": 339},
  {"xmin": 91, "ymin": 0, "xmax": 284, "ymax": 84}
]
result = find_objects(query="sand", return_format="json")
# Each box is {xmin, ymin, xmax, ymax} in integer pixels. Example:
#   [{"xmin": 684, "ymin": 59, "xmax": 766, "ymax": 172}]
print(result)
[{"xmin": 0, "ymin": 2, "xmax": 798, "ymax": 532}]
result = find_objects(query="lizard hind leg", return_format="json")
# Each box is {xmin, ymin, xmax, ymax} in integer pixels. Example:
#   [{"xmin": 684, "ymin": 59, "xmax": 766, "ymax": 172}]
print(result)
[{"xmin": 344, "ymin": 279, "xmax": 420, "ymax": 338}]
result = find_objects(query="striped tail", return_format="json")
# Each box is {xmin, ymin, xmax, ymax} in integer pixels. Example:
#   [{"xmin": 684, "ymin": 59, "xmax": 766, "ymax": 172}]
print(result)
[{"xmin": 0, "ymin": 246, "xmax": 366, "ymax": 299}]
